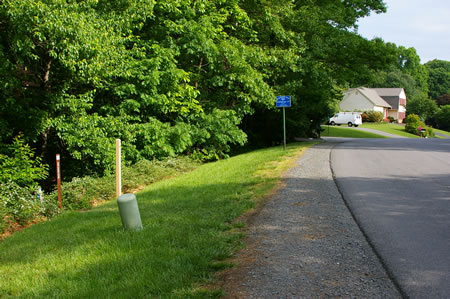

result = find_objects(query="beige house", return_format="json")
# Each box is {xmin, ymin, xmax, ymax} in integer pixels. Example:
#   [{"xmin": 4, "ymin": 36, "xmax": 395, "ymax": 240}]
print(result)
[
  {"xmin": 372, "ymin": 88, "xmax": 407, "ymax": 123},
  {"xmin": 340, "ymin": 87, "xmax": 407, "ymax": 123}
]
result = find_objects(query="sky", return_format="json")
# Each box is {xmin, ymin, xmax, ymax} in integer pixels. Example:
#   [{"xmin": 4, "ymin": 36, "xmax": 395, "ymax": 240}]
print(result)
[{"xmin": 356, "ymin": 0, "xmax": 450, "ymax": 63}]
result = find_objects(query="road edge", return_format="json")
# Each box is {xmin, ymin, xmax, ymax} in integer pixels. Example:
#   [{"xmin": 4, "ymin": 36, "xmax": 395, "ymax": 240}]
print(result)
[{"xmin": 327, "ymin": 140, "xmax": 407, "ymax": 299}]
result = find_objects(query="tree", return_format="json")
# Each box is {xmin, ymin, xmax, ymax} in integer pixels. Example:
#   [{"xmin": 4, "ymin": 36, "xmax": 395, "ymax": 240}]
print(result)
[
  {"xmin": 434, "ymin": 105, "xmax": 450, "ymax": 131},
  {"xmin": 0, "ymin": 0, "xmax": 400, "ymax": 182},
  {"xmin": 425, "ymin": 59, "xmax": 450, "ymax": 100},
  {"xmin": 406, "ymin": 93, "xmax": 439, "ymax": 124}
]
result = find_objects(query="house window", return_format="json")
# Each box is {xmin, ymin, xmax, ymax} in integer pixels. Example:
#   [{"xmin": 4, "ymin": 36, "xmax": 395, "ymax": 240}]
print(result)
[{"xmin": 399, "ymin": 98, "xmax": 406, "ymax": 105}]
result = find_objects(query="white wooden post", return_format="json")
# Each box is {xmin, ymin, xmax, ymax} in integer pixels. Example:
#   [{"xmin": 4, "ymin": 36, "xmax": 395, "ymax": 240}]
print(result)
[{"xmin": 115, "ymin": 139, "xmax": 122, "ymax": 198}]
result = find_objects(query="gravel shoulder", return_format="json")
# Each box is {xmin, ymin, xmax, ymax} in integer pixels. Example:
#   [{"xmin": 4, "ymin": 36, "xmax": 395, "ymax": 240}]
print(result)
[{"xmin": 218, "ymin": 142, "xmax": 401, "ymax": 298}]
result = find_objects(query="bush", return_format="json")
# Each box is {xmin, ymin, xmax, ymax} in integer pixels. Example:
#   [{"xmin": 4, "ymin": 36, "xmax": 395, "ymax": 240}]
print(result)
[
  {"xmin": 404, "ymin": 114, "xmax": 434, "ymax": 137},
  {"xmin": 387, "ymin": 116, "xmax": 395, "ymax": 123},
  {"xmin": 0, "ymin": 181, "xmax": 46, "ymax": 226},
  {"xmin": 405, "ymin": 114, "xmax": 424, "ymax": 134},
  {"xmin": 1, "ymin": 157, "xmax": 198, "ymax": 235},
  {"xmin": 0, "ymin": 180, "xmax": 57, "ymax": 234},
  {"xmin": 0, "ymin": 199, "xmax": 8, "ymax": 233},
  {"xmin": 46, "ymin": 157, "xmax": 199, "ymax": 211},
  {"xmin": 0, "ymin": 135, "xmax": 48, "ymax": 188},
  {"xmin": 361, "ymin": 112, "xmax": 369, "ymax": 122},
  {"xmin": 365, "ymin": 111, "xmax": 384, "ymax": 123}
]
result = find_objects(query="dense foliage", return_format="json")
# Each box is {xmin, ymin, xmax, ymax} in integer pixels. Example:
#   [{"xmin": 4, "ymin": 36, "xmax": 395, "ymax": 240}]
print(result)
[
  {"xmin": 0, "ymin": 135, "xmax": 48, "ymax": 188},
  {"xmin": 1, "ymin": 0, "xmax": 395, "ymax": 182},
  {"xmin": 434, "ymin": 105, "xmax": 450, "ymax": 131},
  {"xmin": 1, "ymin": 0, "xmax": 448, "ymax": 236},
  {"xmin": 404, "ymin": 114, "xmax": 433, "ymax": 137},
  {"xmin": 425, "ymin": 60, "xmax": 450, "ymax": 101}
]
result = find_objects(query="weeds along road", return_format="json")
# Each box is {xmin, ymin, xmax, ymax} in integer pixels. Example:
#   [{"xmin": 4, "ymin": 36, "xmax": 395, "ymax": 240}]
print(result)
[{"xmin": 331, "ymin": 138, "xmax": 450, "ymax": 299}]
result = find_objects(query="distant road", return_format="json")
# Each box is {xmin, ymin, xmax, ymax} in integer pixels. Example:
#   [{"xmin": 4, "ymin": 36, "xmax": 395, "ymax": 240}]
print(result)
[{"xmin": 331, "ymin": 138, "xmax": 450, "ymax": 298}]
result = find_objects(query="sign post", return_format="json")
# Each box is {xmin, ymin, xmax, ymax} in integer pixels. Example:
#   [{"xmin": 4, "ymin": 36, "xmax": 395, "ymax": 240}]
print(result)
[
  {"xmin": 56, "ymin": 154, "xmax": 62, "ymax": 209},
  {"xmin": 276, "ymin": 96, "xmax": 291, "ymax": 150}
]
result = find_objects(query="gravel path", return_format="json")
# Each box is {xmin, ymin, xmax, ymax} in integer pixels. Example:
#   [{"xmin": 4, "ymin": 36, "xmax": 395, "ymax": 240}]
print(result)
[{"xmin": 220, "ymin": 142, "xmax": 402, "ymax": 298}]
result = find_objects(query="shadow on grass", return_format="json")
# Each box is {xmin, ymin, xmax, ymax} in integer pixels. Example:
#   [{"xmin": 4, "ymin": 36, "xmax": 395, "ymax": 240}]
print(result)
[{"xmin": 0, "ymin": 179, "xmax": 273, "ymax": 297}]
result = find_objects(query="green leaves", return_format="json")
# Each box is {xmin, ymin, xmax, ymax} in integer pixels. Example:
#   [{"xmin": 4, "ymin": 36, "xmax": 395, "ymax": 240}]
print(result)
[
  {"xmin": 0, "ymin": 0, "xmax": 401, "ymax": 179},
  {"xmin": 0, "ymin": 135, "xmax": 48, "ymax": 188}
]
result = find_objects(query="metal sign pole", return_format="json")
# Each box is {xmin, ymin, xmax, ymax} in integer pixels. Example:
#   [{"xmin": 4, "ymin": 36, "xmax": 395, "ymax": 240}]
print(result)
[{"xmin": 283, "ymin": 107, "xmax": 286, "ymax": 150}]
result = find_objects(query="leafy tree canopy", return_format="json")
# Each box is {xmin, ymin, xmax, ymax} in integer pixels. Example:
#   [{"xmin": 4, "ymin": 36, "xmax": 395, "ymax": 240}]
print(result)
[
  {"xmin": 1, "ymin": 0, "xmax": 395, "ymax": 183},
  {"xmin": 425, "ymin": 59, "xmax": 450, "ymax": 100}
]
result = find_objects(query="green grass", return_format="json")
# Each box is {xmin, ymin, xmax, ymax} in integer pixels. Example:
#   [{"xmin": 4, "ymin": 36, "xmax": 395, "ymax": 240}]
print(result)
[
  {"xmin": 433, "ymin": 127, "xmax": 450, "ymax": 138},
  {"xmin": 321, "ymin": 126, "xmax": 388, "ymax": 138},
  {"xmin": 359, "ymin": 123, "xmax": 421, "ymax": 138},
  {"xmin": 0, "ymin": 142, "xmax": 315, "ymax": 298}
]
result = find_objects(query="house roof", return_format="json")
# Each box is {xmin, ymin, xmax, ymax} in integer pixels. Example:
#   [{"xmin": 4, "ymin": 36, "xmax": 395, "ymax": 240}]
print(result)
[
  {"xmin": 357, "ymin": 87, "xmax": 392, "ymax": 108},
  {"xmin": 372, "ymin": 88, "xmax": 406, "ymax": 110},
  {"xmin": 372, "ymin": 88, "xmax": 404, "ymax": 97},
  {"xmin": 379, "ymin": 96, "xmax": 400, "ymax": 110}
]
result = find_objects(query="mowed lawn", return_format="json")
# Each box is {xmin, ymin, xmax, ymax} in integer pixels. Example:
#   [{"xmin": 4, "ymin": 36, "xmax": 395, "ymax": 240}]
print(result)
[
  {"xmin": 359, "ymin": 123, "xmax": 420, "ymax": 138},
  {"xmin": 0, "ymin": 142, "xmax": 315, "ymax": 298},
  {"xmin": 360, "ymin": 123, "xmax": 450, "ymax": 138},
  {"xmin": 321, "ymin": 125, "xmax": 388, "ymax": 138}
]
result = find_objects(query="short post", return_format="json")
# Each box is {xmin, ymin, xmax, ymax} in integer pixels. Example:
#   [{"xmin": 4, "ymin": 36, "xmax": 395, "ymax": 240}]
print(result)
[
  {"xmin": 115, "ymin": 139, "xmax": 122, "ymax": 198},
  {"xmin": 56, "ymin": 154, "xmax": 62, "ymax": 209},
  {"xmin": 38, "ymin": 187, "xmax": 43, "ymax": 204},
  {"xmin": 117, "ymin": 194, "xmax": 143, "ymax": 231}
]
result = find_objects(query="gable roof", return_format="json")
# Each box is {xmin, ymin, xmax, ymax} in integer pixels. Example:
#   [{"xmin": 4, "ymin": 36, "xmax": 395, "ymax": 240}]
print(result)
[
  {"xmin": 372, "ymin": 88, "xmax": 406, "ymax": 110},
  {"xmin": 372, "ymin": 88, "xmax": 404, "ymax": 97},
  {"xmin": 356, "ymin": 87, "xmax": 392, "ymax": 108}
]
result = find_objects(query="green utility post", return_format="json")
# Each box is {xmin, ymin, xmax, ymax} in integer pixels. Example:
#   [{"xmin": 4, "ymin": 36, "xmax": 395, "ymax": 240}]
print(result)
[
  {"xmin": 283, "ymin": 107, "xmax": 286, "ymax": 150},
  {"xmin": 117, "ymin": 193, "xmax": 143, "ymax": 231},
  {"xmin": 276, "ymin": 96, "xmax": 291, "ymax": 150}
]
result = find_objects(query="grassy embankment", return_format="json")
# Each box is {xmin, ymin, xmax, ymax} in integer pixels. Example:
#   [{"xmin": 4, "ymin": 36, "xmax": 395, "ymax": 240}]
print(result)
[
  {"xmin": 0, "ymin": 142, "xmax": 315, "ymax": 298},
  {"xmin": 321, "ymin": 125, "xmax": 388, "ymax": 138},
  {"xmin": 361, "ymin": 123, "xmax": 450, "ymax": 138},
  {"xmin": 359, "ymin": 123, "xmax": 420, "ymax": 138},
  {"xmin": 433, "ymin": 127, "xmax": 450, "ymax": 138}
]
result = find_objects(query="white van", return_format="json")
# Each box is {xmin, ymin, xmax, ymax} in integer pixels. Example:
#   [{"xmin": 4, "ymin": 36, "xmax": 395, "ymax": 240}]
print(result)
[{"xmin": 329, "ymin": 112, "xmax": 362, "ymax": 127}]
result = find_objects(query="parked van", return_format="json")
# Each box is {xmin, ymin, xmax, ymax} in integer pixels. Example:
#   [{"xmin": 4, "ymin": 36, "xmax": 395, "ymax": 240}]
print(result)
[{"xmin": 329, "ymin": 112, "xmax": 362, "ymax": 127}]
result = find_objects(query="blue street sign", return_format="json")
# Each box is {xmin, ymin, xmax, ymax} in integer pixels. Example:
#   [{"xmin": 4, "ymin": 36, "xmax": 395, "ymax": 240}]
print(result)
[{"xmin": 276, "ymin": 96, "xmax": 291, "ymax": 108}]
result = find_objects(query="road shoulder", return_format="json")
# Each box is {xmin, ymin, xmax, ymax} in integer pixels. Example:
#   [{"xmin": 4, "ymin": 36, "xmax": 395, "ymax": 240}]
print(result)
[{"xmin": 217, "ymin": 142, "xmax": 401, "ymax": 298}]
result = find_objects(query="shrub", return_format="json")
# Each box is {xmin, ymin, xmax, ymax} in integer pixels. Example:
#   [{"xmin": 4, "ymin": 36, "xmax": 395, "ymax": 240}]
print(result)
[
  {"xmin": 365, "ymin": 111, "xmax": 384, "ymax": 123},
  {"xmin": 387, "ymin": 116, "xmax": 395, "ymax": 123},
  {"xmin": 0, "ymin": 181, "xmax": 42, "ymax": 226},
  {"xmin": 46, "ymin": 157, "xmax": 199, "ymax": 211},
  {"xmin": 0, "ymin": 199, "xmax": 8, "ymax": 233},
  {"xmin": 0, "ymin": 177, "xmax": 59, "ymax": 234},
  {"xmin": 405, "ymin": 114, "xmax": 424, "ymax": 134},
  {"xmin": 361, "ymin": 112, "xmax": 369, "ymax": 122},
  {"xmin": 404, "ymin": 114, "xmax": 434, "ymax": 137},
  {"xmin": 0, "ymin": 135, "xmax": 48, "ymax": 188}
]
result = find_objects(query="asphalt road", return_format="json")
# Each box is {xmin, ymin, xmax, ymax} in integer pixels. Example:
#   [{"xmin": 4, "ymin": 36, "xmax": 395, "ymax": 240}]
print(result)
[{"xmin": 330, "ymin": 138, "xmax": 450, "ymax": 299}]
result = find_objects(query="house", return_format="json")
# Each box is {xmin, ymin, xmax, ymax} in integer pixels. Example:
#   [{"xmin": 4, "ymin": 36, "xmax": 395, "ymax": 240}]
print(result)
[
  {"xmin": 372, "ymin": 88, "xmax": 407, "ymax": 123},
  {"xmin": 340, "ymin": 87, "xmax": 391, "ymax": 119},
  {"xmin": 339, "ymin": 87, "xmax": 407, "ymax": 123}
]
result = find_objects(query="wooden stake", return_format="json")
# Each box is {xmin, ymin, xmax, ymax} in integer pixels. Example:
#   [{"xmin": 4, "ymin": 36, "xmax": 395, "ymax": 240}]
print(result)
[
  {"xmin": 115, "ymin": 139, "xmax": 122, "ymax": 198},
  {"xmin": 56, "ymin": 154, "xmax": 62, "ymax": 209}
]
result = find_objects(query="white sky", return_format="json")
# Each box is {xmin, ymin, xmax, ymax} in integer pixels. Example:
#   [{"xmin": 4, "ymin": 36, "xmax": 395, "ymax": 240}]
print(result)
[{"xmin": 356, "ymin": 0, "xmax": 450, "ymax": 63}]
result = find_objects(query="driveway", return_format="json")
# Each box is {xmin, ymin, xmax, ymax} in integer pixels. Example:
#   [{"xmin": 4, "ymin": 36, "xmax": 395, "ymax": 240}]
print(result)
[{"xmin": 331, "ymin": 138, "xmax": 450, "ymax": 298}]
